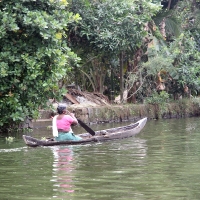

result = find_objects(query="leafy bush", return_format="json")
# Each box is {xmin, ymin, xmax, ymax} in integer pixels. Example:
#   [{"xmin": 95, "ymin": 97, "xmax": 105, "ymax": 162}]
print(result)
[
  {"xmin": 145, "ymin": 91, "xmax": 169, "ymax": 105},
  {"xmin": 0, "ymin": 0, "xmax": 81, "ymax": 132}
]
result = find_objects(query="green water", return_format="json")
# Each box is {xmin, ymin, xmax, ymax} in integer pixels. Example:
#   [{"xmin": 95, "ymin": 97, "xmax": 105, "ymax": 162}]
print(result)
[{"xmin": 1, "ymin": 117, "xmax": 200, "ymax": 199}]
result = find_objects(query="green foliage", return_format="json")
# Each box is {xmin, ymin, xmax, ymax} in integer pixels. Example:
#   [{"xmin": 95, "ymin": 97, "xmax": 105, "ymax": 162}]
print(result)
[
  {"xmin": 191, "ymin": 97, "xmax": 200, "ymax": 109},
  {"xmin": 145, "ymin": 91, "xmax": 169, "ymax": 116},
  {"xmin": 144, "ymin": 53, "xmax": 174, "ymax": 75},
  {"xmin": 142, "ymin": 28, "xmax": 200, "ymax": 99},
  {"xmin": 153, "ymin": 9, "xmax": 182, "ymax": 38},
  {"xmin": 168, "ymin": 32, "xmax": 200, "ymax": 93},
  {"xmin": 69, "ymin": 0, "xmax": 161, "ymax": 54},
  {"xmin": 0, "ymin": 0, "xmax": 81, "ymax": 132},
  {"xmin": 145, "ymin": 91, "xmax": 169, "ymax": 105},
  {"xmin": 67, "ymin": 0, "xmax": 161, "ymax": 92},
  {"xmin": 5, "ymin": 136, "xmax": 15, "ymax": 143}
]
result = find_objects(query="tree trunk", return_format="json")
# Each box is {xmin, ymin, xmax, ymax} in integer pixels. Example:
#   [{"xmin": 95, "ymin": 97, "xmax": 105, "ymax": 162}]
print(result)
[
  {"xmin": 167, "ymin": 0, "xmax": 172, "ymax": 10},
  {"xmin": 127, "ymin": 48, "xmax": 142, "ymax": 103},
  {"xmin": 90, "ymin": 58, "xmax": 106, "ymax": 93},
  {"xmin": 120, "ymin": 52, "xmax": 124, "ymax": 102},
  {"xmin": 192, "ymin": 0, "xmax": 197, "ymax": 12}
]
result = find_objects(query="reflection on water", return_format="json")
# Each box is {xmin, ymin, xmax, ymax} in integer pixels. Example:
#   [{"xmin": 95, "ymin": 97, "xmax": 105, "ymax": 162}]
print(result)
[
  {"xmin": 1, "ymin": 118, "xmax": 200, "ymax": 199},
  {"xmin": 51, "ymin": 146, "xmax": 76, "ymax": 195},
  {"xmin": 48, "ymin": 137, "xmax": 148, "ymax": 200}
]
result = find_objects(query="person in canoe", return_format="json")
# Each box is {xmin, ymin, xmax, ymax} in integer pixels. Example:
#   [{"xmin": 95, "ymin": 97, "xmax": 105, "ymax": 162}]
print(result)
[{"xmin": 52, "ymin": 104, "xmax": 82, "ymax": 141}]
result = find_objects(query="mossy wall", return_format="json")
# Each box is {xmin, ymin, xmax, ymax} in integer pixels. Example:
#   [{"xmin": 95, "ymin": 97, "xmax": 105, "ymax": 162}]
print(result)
[
  {"xmin": 69, "ymin": 99, "xmax": 200, "ymax": 123},
  {"xmin": 39, "ymin": 99, "xmax": 200, "ymax": 123}
]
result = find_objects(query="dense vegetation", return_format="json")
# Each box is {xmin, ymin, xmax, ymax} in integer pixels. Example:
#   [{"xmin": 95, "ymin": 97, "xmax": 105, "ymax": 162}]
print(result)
[
  {"xmin": 1, "ymin": 0, "xmax": 200, "ymax": 132},
  {"xmin": 0, "ymin": 0, "xmax": 81, "ymax": 132},
  {"xmin": 67, "ymin": 0, "xmax": 200, "ymax": 103}
]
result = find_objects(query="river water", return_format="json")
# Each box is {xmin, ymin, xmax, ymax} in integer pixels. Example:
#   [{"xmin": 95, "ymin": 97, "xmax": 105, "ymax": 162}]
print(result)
[{"xmin": 1, "ymin": 117, "xmax": 200, "ymax": 200}]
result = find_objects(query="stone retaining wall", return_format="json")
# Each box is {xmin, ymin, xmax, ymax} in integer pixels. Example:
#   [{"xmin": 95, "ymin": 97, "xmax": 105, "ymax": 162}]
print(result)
[{"xmin": 38, "ymin": 99, "xmax": 200, "ymax": 124}]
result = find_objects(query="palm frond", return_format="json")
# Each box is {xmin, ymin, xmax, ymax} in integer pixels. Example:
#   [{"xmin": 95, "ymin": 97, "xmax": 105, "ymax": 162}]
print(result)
[
  {"xmin": 153, "ymin": 10, "xmax": 182, "ymax": 38},
  {"xmin": 193, "ymin": 10, "xmax": 200, "ymax": 29},
  {"xmin": 165, "ymin": 17, "xmax": 182, "ymax": 37}
]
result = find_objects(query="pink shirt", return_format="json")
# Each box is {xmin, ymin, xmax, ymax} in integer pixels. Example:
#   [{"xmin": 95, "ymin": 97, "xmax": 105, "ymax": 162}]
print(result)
[{"xmin": 56, "ymin": 115, "xmax": 74, "ymax": 130}]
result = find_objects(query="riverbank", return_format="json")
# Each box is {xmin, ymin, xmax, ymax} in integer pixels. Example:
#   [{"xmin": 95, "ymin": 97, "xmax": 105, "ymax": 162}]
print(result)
[{"xmin": 38, "ymin": 98, "xmax": 200, "ymax": 124}]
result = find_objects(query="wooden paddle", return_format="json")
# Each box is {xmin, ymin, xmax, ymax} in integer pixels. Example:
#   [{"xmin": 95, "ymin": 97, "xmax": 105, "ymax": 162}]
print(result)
[
  {"xmin": 77, "ymin": 119, "xmax": 95, "ymax": 136},
  {"xmin": 66, "ymin": 110, "xmax": 95, "ymax": 136}
]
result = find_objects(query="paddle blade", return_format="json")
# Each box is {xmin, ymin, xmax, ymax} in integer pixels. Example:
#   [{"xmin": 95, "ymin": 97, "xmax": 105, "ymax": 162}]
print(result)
[{"xmin": 77, "ymin": 119, "xmax": 95, "ymax": 136}]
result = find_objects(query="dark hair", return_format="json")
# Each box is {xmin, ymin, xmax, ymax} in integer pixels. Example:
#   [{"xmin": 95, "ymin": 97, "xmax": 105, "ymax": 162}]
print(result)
[{"xmin": 57, "ymin": 104, "xmax": 66, "ymax": 114}]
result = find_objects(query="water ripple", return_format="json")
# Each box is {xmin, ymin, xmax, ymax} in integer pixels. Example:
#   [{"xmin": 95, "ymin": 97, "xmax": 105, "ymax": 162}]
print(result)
[{"xmin": 0, "ymin": 147, "xmax": 27, "ymax": 153}]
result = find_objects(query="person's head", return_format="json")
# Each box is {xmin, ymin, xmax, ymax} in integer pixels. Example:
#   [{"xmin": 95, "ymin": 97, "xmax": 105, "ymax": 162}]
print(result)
[{"xmin": 57, "ymin": 104, "xmax": 67, "ymax": 114}]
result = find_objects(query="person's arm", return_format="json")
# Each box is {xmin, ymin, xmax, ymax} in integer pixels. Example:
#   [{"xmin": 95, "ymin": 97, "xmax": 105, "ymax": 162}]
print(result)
[{"xmin": 68, "ymin": 112, "xmax": 78, "ymax": 125}]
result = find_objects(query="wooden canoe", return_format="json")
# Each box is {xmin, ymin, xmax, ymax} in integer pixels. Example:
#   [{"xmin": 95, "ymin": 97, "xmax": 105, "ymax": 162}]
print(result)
[{"xmin": 23, "ymin": 117, "xmax": 147, "ymax": 147}]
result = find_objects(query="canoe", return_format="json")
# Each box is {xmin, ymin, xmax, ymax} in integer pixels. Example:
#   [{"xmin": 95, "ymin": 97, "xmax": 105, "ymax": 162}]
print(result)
[{"xmin": 23, "ymin": 117, "xmax": 147, "ymax": 147}]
